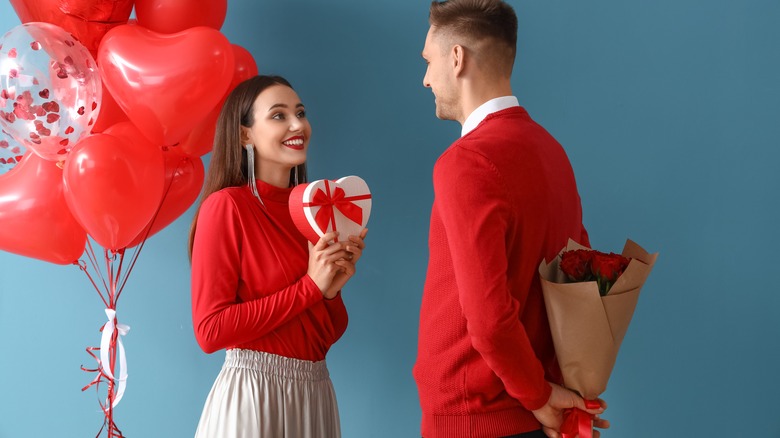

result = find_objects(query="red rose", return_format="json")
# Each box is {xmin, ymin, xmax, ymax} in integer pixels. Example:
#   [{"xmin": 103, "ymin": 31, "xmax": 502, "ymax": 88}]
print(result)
[
  {"xmin": 591, "ymin": 252, "xmax": 629, "ymax": 282},
  {"xmin": 591, "ymin": 252, "xmax": 630, "ymax": 295},
  {"xmin": 560, "ymin": 249, "xmax": 594, "ymax": 282},
  {"xmin": 557, "ymin": 248, "xmax": 632, "ymax": 295}
]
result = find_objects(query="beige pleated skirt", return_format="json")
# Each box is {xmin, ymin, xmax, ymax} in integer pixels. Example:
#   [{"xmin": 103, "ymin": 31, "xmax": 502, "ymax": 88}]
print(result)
[{"xmin": 194, "ymin": 349, "xmax": 341, "ymax": 438}]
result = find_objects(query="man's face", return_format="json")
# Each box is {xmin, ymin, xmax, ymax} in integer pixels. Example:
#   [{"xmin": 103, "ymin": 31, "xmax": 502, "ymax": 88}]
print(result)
[{"xmin": 422, "ymin": 27, "xmax": 459, "ymax": 121}]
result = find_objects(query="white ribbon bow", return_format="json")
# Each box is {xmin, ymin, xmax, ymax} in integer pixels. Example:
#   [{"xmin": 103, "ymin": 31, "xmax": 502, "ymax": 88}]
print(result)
[{"xmin": 100, "ymin": 309, "xmax": 130, "ymax": 408}]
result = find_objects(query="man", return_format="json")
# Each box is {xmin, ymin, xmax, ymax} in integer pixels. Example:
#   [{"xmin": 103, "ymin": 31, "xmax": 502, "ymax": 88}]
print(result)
[{"xmin": 413, "ymin": 1, "xmax": 608, "ymax": 437}]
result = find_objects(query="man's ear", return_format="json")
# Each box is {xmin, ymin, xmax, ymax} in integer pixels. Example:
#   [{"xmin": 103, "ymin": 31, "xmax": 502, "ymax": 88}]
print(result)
[{"xmin": 451, "ymin": 44, "xmax": 466, "ymax": 77}]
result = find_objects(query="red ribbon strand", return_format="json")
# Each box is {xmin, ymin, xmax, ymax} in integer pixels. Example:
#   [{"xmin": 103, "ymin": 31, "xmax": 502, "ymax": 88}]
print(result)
[{"xmin": 561, "ymin": 399, "xmax": 600, "ymax": 438}]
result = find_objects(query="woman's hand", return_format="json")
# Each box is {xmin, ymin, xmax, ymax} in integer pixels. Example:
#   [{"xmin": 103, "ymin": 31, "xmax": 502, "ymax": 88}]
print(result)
[
  {"xmin": 307, "ymin": 231, "xmax": 351, "ymax": 298},
  {"xmin": 324, "ymin": 228, "xmax": 368, "ymax": 298}
]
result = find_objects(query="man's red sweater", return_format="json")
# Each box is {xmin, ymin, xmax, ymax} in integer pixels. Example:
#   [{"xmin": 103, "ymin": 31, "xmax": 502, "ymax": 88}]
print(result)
[{"xmin": 414, "ymin": 106, "xmax": 589, "ymax": 437}]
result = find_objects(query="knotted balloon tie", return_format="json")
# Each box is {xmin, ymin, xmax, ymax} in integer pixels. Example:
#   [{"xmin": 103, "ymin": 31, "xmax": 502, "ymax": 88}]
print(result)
[{"xmin": 100, "ymin": 308, "xmax": 130, "ymax": 408}]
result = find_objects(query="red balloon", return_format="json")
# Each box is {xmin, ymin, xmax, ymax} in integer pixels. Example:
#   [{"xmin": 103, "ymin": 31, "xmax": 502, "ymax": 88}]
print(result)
[
  {"xmin": 135, "ymin": 0, "xmax": 227, "ymax": 34},
  {"xmin": 176, "ymin": 108, "xmax": 219, "ymax": 158},
  {"xmin": 102, "ymin": 121, "xmax": 203, "ymax": 246},
  {"xmin": 128, "ymin": 152, "xmax": 204, "ymax": 247},
  {"xmin": 104, "ymin": 121, "xmax": 158, "ymax": 151},
  {"xmin": 231, "ymin": 44, "xmax": 260, "ymax": 87},
  {"xmin": 178, "ymin": 44, "xmax": 258, "ymax": 157},
  {"xmin": 8, "ymin": 0, "xmax": 134, "ymax": 56},
  {"xmin": 62, "ymin": 133, "xmax": 165, "ymax": 250},
  {"xmin": 98, "ymin": 25, "xmax": 235, "ymax": 147},
  {"xmin": 0, "ymin": 152, "xmax": 86, "ymax": 264},
  {"xmin": 91, "ymin": 82, "xmax": 128, "ymax": 133}
]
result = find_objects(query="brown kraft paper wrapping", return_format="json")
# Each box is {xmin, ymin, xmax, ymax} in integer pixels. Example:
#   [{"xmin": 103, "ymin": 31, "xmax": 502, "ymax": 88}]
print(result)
[{"xmin": 539, "ymin": 239, "xmax": 658, "ymax": 400}]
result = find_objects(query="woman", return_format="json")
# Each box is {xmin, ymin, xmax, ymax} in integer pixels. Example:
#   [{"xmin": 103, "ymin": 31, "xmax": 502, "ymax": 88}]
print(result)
[{"xmin": 189, "ymin": 75, "xmax": 367, "ymax": 437}]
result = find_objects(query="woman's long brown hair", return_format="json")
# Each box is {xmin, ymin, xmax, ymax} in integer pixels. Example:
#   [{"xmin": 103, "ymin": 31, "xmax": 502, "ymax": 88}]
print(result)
[{"xmin": 188, "ymin": 75, "xmax": 308, "ymax": 260}]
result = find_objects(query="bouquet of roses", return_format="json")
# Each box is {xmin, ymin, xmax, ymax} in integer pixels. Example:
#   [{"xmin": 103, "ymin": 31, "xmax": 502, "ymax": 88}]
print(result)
[
  {"xmin": 559, "ymin": 249, "xmax": 631, "ymax": 296},
  {"xmin": 538, "ymin": 239, "xmax": 658, "ymax": 437}
]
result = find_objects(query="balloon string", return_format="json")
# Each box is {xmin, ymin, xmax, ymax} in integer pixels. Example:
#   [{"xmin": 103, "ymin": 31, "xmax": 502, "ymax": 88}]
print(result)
[
  {"xmin": 75, "ymin": 241, "xmax": 126, "ymax": 437},
  {"xmin": 115, "ymin": 157, "xmax": 183, "ymax": 300},
  {"xmin": 76, "ymin": 258, "xmax": 109, "ymax": 309},
  {"xmin": 72, "ymin": 157, "xmax": 187, "ymax": 437},
  {"xmin": 104, "ymin": 249, "xmax": 115, "ymax": 305},
  {"xmin": 112, "ymin": 249, "xmax": 125, "ymax": 304},
  {"xmin": 81, "ymin": 342, "xmax": 124, "ymax": 438},
  {"xmin": 96, "ymin": 418, "xmax": 124, "ymax": 438},
  {"xmin": 86, "ymin": 239, "xmax": 110, "ymax": 298}
]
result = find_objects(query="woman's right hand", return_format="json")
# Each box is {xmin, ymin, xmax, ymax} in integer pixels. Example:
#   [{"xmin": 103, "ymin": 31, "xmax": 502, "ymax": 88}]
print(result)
[{"xmin": 307, "ymin": 231, "xmax": 350, "ymax": 298}]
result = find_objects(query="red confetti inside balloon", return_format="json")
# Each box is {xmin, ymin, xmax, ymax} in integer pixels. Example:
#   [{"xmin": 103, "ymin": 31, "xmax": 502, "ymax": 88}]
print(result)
[{"xmin": 0, "ymin": 22, "xmax": 102, "ymax": 161}]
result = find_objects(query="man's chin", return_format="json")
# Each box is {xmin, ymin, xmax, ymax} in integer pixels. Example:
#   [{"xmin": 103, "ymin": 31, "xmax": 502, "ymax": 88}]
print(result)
[{"xmin": 435, "ymin": 108, "xmax": 454, "ymax": 121}]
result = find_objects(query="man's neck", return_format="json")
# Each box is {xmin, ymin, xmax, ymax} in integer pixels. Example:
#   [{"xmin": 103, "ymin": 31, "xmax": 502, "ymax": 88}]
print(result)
[
  {"xmin": 460, "ymin": 96, "xmax": 519, "ymax": 137},
  {"xmin": 458, "ymin": 79, "xmax": 513, "ymax": 125}
]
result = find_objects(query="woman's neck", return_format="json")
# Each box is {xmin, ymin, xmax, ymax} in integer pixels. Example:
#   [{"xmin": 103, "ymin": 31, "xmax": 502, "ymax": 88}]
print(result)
[{"xmin": 256, "ymin": 163, "xmax": 292, "ymax": 189}]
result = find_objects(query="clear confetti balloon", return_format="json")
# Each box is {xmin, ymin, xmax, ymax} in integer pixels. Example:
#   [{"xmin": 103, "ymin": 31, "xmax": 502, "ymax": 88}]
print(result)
[
  {"xmin": 0, "ymin": 22, "xmax": 101, "ymax": 162},
  {"xmin": 0, "ymin": 129, "xmax": 26, "ymax": 175}
]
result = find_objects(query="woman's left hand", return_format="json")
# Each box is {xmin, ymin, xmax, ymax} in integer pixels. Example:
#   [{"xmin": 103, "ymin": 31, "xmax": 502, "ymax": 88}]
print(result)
[{"xmin": 324, "ymin": 228, "xmax": 368, "ymax": 298}]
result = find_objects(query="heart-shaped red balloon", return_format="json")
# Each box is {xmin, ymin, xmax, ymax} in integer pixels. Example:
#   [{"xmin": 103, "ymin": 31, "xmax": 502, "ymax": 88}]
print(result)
[
  {"xmin": 0, "ymin": 152, "xmax": 86, "ymax": 264},
  {"xmin": 178, "ymin": 44, "xmax": 258, "ymax": 157},
  {"xmin": 98, "ymin": 25, "xmax": 235, "ymax": 147},
  {"xmin": 8, "ymin": 0, "xmax": 134, "ymax": 55},
  {"xmin": 105, "ymin": 120, "xmax": 204, "ymax": 247},
  {"xmin": 127, "ymin": 151, "xmax": 204, "ymax": 247},
  {"xmin": 91, "ymin": 82, "xmax": 129, "ymax": 134},
  {"xmin": 62, "ymin": 132, "xmax": 165, "ymax": 250}
]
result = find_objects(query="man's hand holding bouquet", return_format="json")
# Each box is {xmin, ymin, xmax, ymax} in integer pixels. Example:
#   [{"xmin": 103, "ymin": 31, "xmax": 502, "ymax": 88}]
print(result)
[{"xmin": 538, "ymin": 239, "xmax": 658, "ymax": 437}]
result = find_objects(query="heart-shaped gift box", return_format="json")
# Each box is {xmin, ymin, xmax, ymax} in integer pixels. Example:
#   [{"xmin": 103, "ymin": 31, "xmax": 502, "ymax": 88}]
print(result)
[{"xmin": 289, "ymin": 176, "xmax": 371, "ymax": 244}]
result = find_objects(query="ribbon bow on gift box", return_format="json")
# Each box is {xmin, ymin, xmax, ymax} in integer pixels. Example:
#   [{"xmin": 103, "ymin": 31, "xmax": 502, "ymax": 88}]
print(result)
[{"xmin": 309, "ymin": 181, "xmax": 367, "ymax": 235}]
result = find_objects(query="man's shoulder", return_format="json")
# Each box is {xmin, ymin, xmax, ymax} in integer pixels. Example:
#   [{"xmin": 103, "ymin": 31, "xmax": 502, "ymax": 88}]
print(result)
[
  {"xmin": 436, "ymin": 137, "xmax": 493, "ymax": 170},
  {"xmin": 478, "ymin": 107, "xmax": 538, "ymax": 137},
  {"xmin": 432, "ymin": 139, "xmax": 501, "ymax": 189},
  {"xmin": 469, "ymin": 107, "xmax": 559, "ymax": 152},
  {"xmin": 435, "ymin": 106, "xmax": 554, "ymax": 169}
]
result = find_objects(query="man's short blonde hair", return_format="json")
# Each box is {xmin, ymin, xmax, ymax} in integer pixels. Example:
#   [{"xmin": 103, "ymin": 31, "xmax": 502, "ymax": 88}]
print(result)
[{"xmin": 429, "ymin": 0, "xmax": 517, "ymax": 73}]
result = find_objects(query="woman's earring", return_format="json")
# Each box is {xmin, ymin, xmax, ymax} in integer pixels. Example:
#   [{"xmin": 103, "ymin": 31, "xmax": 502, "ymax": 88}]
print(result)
[{"xmin": 245, "ymin": 144, "xmax": 264, "ymax": 207}]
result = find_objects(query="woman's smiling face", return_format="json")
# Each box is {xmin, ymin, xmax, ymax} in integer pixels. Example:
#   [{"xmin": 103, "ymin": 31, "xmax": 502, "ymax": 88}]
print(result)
[{"xmin": 242, "ymin": 84, "xmax": 311, "ymax": 181}]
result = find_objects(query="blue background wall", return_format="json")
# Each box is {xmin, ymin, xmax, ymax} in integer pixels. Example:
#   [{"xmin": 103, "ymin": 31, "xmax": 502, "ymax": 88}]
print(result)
[{"xmin": 2, "ymin": 1, "xmax": 779, "ymax": 436}]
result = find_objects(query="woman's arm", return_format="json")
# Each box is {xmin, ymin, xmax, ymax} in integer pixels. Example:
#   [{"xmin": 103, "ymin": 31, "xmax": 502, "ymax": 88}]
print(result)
[{"xmin": 190, "ymin": 192, "xmax": 325, "ymax": 353}]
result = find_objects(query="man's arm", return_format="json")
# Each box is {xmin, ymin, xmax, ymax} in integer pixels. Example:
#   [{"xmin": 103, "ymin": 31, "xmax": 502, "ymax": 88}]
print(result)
[{"xmin": 433, "ymin": 146, "xmax": 550, "ymax": 410}]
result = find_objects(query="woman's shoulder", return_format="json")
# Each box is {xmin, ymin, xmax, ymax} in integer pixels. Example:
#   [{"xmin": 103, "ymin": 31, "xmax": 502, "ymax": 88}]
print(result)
[
  {"xmin": 201, "ymin": 186, "xmax": 251, "ymax": 213},
  {"xmin": 209, "ymin": 185, "xmax": 247, "ymax": 199}
]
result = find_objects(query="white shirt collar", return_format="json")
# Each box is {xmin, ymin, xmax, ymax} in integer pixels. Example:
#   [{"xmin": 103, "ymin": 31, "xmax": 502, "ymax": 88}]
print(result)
[{"xmin": 461, "ymin": 96, "xmax": 520, "ymax": 137}]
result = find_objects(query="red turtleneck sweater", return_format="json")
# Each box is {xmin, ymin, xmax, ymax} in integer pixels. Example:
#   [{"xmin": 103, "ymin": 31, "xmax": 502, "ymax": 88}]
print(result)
[{"xmin": 191, "ymin": 180, "xmax": 348, "ymax": 361}]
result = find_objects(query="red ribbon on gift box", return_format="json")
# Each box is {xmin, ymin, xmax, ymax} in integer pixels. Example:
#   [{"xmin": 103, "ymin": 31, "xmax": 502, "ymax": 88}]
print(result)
[
  {"xmin": 305, "ymin": 180, "xmax": 370, "ymax": 239},
  {"xmin": 561, "ymin": 399, "xmax": 601, "ymax": 438}
]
